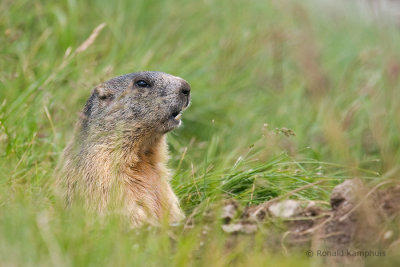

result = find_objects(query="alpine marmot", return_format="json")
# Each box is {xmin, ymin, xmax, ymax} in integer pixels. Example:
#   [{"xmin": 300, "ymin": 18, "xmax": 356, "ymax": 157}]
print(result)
[{"xmin": 58, "ymin": 71, "xmax": 190, "ymax": 226}]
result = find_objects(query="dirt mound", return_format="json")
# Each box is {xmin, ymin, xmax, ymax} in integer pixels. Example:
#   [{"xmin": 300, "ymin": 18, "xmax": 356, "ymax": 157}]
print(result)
[{"xmin": 216, "ymin": 179, "xmax": 400, "ymax": 264}]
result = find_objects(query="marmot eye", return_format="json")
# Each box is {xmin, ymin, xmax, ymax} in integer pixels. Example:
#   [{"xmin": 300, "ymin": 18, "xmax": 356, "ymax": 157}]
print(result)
[{"xmin": 135, "ymin": 80, "xmax": 150, "ymax": 88}]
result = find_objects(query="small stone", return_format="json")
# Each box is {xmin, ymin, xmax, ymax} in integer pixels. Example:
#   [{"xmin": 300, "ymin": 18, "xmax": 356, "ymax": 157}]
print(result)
[
  {"xmin": 222, "ymin": 224, "xmax": 243, "ymax": 234},
  {"xmin": 221, "ymin": 223, "xmax": 258, "ymax": 234},
  {"xmin": 383, "ymin": 231, "xmax": 393, "ymax": 240},
  {"xmin": 268, "ymin": 200, "xmax": 301, "ymax": 218},
  {"xmin": 221, "ymin": 199, "xmax": 239, "ymax": 224}
]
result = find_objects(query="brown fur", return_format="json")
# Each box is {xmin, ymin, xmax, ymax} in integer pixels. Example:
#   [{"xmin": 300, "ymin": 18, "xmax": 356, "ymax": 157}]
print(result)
[{"xmin": 57, "ymin": 72, "xmax": 190, "ymax": 226}]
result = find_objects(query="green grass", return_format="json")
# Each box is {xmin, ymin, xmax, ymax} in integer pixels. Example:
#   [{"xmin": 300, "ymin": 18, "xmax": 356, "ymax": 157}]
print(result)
[{"xmin": 1, "ymin": 0, "xmax": 400, "ymax": 266}]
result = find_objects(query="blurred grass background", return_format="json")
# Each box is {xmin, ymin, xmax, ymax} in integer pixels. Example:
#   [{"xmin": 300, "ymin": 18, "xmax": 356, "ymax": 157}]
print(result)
[{"xmin": 1, "ymin": 0, "xmax": 400, "ymax": 266}]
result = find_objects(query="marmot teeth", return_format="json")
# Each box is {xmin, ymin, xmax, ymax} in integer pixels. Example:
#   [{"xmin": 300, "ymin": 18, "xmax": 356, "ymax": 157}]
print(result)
[{"xmin": 174, "ymin": 112, "xmax": 182, "ymax": 121}]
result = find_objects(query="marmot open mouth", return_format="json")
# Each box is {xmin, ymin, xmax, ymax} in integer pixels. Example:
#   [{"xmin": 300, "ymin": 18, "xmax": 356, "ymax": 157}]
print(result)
[{"xmin": 171, "ymin": 110, "xmax": 183, "ymax": 121}]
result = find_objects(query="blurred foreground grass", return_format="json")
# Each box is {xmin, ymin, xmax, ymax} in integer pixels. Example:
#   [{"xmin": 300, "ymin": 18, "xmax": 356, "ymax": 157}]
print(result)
[{"xmin": 1, "ymin": 0, "xmax": 400, "ymax": 266}]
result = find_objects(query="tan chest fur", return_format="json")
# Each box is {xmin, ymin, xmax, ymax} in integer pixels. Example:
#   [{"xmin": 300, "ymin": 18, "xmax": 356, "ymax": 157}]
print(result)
[{"xmin": 61, "ymin": 135, "xmax": 184, "ymax": 226}]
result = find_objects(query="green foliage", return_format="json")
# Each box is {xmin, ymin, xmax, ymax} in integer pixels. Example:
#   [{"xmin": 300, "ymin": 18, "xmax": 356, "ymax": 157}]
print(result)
[{"xmin": 0, "ymin": 0, "xmax": 399, "ymax": 265}]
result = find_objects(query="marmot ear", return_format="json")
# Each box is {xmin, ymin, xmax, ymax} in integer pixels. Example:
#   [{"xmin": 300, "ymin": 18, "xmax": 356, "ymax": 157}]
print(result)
[{"xmin": 94, "ymin": 85, "xmax": 114, "ymax": 101}]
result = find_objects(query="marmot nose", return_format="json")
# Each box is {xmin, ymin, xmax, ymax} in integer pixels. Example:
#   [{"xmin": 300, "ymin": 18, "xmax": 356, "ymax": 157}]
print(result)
[{"xmin": 180, "ymin": 81, "xmax": 191, "ymax": 97}]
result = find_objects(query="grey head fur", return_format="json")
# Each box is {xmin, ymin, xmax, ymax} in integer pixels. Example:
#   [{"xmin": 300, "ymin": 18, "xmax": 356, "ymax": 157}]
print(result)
[{"xmin": 78, "ymin": 71, "xmax": 191, "ymax": 147}]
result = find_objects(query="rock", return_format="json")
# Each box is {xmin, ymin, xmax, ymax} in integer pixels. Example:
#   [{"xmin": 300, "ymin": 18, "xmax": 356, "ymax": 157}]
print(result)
[
  {"xmin": 268, "ymin": 199, "xmax": 302, "ymax": 218},
  {"xmin": 221, "ymin": 199, "xmax": 239, "ymax": 224},
  {"xmin": 330, "ymin": 179, "xmax": 364, "ymax": 213},
  {"xmin": 222, "ymin": 223, "xmax": 258, "ymax": 234},
  {"xmin": 222, "ymin": 223, "xmax": 242, "ymax": 233}
]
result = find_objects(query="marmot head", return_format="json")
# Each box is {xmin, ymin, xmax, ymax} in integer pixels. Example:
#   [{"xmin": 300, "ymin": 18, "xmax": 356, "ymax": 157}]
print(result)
[{"xmin": 80, "ymin": 71, "xmax": 191, "ymax": 142}]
